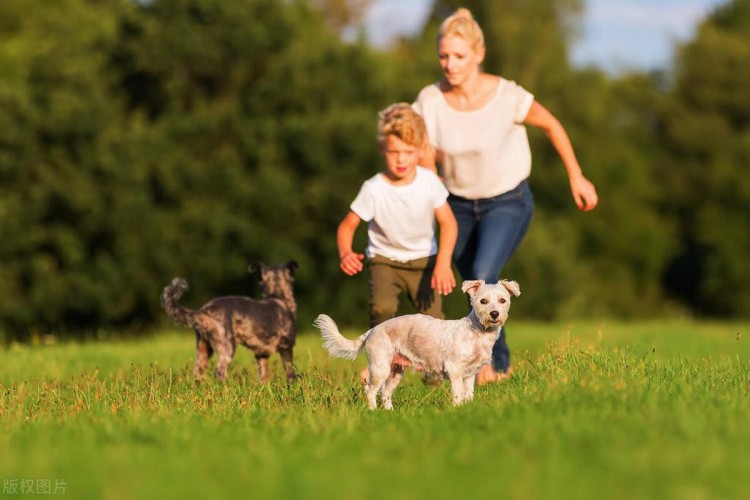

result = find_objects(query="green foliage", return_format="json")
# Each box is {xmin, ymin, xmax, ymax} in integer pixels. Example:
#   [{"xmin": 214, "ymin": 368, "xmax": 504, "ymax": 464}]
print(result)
[
  {"xmin": 0, "ymin": 0, "xmax": 127, "ymax": 337},
  {"xmin": 660, "ymin": 0, "xmax": 750, "ymax": 315},
  {"xmin": 2, "ymin": 322, "xmax": 749, "ymax": 498},
  {"xmin": 0, "ymin": 0, "xmax": 394, "ymax": 338}
]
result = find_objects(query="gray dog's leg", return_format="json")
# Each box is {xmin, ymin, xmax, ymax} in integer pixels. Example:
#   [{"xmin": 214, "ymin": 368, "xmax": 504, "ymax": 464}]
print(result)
[
  {"xmin": 279, "ymin": 348, "xmax": 296, "ymax": 382},
  {"xmin": 194, "ymin": 332, "xmax": 213, "ymax": 382},
  {"xmin": 255, "ymin": 355, "xmax": 270, "ymax": 383},
  {"xmin": 214, "ymin": 341, "xmax": 235, "ymax": 381}
]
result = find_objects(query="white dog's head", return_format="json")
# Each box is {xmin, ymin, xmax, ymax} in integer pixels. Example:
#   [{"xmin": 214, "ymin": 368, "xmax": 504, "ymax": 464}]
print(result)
[{"xmin": 461, "ymin": 279, "xmax": 521, "ymax": 330}]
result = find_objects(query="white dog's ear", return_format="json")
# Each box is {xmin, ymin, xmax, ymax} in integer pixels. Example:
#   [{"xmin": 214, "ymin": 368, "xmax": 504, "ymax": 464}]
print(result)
[
  {"xmin": 461, "ymin": 280, "xmax": 484, "ymax": 296},
  {"xmin": 500, "ymin": 280, "xmax": 520, "ymax": 297}
]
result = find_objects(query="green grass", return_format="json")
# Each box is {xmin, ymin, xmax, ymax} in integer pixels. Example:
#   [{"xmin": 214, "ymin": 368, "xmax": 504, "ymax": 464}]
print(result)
[{"xmin": 1, "ymin": 321, "xmax": 749, "ymax": 499}]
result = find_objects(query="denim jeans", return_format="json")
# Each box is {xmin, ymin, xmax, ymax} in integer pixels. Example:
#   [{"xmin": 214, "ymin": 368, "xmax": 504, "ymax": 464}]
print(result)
[{"xmin": 448, "ymin": 180, "xmax": 534, "ymax": 372}]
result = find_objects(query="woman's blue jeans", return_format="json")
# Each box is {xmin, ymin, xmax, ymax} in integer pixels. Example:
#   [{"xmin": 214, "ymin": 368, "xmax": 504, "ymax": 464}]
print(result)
[{"xmin": 447, "ymin": 180, "xmax": 534, "ymax": 372}]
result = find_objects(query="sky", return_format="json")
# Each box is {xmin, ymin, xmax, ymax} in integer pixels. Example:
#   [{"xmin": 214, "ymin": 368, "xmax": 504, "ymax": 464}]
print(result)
[{"xmin": 363, "ymin": 0, "xmax": 728, "ymax": 74}]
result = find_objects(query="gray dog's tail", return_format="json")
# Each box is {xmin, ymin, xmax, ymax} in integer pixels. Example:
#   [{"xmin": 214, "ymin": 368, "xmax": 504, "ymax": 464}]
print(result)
[
  {"xmin": 160, "ymin": 278, "xmax": 196, "ymax": 328},
  {"xmin": 313, "ymin": 314, "xmax": 369, "ymax": 361}
]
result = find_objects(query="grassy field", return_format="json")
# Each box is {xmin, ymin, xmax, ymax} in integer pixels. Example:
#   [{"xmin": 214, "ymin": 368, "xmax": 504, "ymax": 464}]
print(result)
[{"xmin": 1, "ymin": 320, "xmax": 749, "ymax": 499}]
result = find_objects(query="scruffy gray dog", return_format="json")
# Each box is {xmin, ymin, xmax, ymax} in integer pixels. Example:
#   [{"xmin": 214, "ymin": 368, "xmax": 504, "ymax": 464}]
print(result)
[
  {"xmin": 314, "ymin": 279, "xmax": 520, "ymax": 409},
  {"xmin": 161, "ymin": 261, "xmax": 298, "ymax": 383}
]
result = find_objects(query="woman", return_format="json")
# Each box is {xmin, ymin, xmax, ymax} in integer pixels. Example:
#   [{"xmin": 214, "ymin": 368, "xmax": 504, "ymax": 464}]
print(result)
[{"xmin": 413, "ymin": 8, "xmax": 599, "ymax": 384}]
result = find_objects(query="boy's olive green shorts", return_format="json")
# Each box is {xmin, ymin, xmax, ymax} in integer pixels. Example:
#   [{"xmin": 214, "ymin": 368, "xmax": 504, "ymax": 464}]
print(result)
[{"xmin": 367, "ymin": 254, "xmax": 443, "ymax": 327}]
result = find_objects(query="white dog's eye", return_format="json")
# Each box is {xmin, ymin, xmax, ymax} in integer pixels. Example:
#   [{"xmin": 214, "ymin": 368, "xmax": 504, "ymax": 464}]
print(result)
[
  {"xmin": 500, "ymin": 298, "xmax": 507, "ymax": 304},
  {"xmin": 480, "ymin": 298, "xmax": 488, "ymax": 304}
]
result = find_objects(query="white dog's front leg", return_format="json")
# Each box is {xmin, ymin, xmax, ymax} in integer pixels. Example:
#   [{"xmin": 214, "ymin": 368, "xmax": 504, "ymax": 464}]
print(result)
[
  {"xmin": 446, "ymin": 367, "xmax": 466, "ymax": 405},
  {"xmin": 462, "ymin": 374, "xmax": 476, "ymax": 401}
]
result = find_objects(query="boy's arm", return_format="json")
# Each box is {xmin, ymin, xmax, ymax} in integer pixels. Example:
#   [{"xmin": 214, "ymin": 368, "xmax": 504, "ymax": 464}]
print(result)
[
  {"xmin": 432, "ymin": 202, "xmax": 457, "ymax": 295},
  {"xmin": 337, "ymin": 211, "xmax": 365, "ymax": 276}
]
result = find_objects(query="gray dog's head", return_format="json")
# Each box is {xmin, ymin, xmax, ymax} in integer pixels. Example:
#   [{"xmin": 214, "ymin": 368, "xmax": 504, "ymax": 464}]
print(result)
[
  {"xmin": 461, "ymin": 279, "xmax": 521, "ymax": 330},
  {"xmin": 248, "ymin": 260, "xmax": 298, "ymax": 300}
]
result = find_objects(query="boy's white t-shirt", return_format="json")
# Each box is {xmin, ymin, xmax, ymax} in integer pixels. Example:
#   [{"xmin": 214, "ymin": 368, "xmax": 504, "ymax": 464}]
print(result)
[
  {"xmin": 413, "ymin": 78, "xmax": 535, "ymax": 199},
  {"xmin": 350, "ymin": 167, "xmax": 449, "ymax": 262}
]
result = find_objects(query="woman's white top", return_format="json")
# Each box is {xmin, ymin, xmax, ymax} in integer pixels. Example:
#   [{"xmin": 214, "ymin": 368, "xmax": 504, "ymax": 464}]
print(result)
[{"xmin": 413, "ymin": 79, "xmax": 534, "ymax": 199}]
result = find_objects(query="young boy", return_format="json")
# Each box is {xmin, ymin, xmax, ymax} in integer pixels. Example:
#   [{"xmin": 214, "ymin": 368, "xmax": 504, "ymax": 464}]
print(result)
[{"xmin": 337, "ymin": 103, "xmax": 457, "ymax": 379}]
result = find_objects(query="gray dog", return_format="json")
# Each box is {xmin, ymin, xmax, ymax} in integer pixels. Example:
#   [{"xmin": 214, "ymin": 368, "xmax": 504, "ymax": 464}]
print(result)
[
  {"xmin": 314, "ymin": 279, "xmax": 520, "ymax": 409},
  {"xmin": 161, "ymin": 261, "xmax": 298, "ymax": 383}
]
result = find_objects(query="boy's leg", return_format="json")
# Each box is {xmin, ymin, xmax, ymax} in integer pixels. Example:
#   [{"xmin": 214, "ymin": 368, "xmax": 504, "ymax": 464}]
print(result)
[
  {"xmin": 403, "ymin": 257, "xmax": 444, "ymax": 385},
  {"xmin": 368, "ymin": 255, "xmax": 403, "ymax": 326},
  {"xmin": 362, "ymin": 256, "xmax": 404, "ymax": 384},
  {"xmin": 403, "ymin": 256, "xmax": 443, "ymax": 319}
]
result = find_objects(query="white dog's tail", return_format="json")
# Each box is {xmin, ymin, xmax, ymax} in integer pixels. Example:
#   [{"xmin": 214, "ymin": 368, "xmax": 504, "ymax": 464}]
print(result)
[{"xmin": 313, "ymin": 314, "xmax": 369, "ymax": 361}]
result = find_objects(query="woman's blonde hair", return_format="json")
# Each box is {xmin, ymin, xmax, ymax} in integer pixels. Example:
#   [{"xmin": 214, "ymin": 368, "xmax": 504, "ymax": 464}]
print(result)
[
  {"xmin": 438, "ymin": 7, "xmax": 485, "ymax": 51},
  {"xmin": 377, "ymin": 103, "xmax": 426, "ymax": 148}
]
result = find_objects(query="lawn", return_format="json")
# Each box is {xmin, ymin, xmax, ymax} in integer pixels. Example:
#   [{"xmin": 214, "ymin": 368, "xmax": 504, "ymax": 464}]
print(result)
[{"xmin": 1, "ymin": 320, "xmax": 749, "ymax": 499}]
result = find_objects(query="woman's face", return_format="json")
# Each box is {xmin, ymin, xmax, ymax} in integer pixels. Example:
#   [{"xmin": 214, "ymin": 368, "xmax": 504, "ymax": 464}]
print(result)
[{"xmin": 437, "ymin": 35, "xmax": 484, "ymax": 86}]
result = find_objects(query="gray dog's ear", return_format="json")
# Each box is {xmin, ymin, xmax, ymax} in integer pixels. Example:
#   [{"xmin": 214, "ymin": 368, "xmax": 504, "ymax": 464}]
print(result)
[
  {"xmin": 286, "ymin": 260, "xmax": 298, "ymax": 274},
  {"xmin": 248, "ymin": 262, "xmax": 263, "ymax": 274},
  {"xmin": 461, "ymin": 280, "xmax": 485, "ymax": 296},
  {"xmin": 500, "ymin": 280, "xmax": 520, "ymax": 297}
]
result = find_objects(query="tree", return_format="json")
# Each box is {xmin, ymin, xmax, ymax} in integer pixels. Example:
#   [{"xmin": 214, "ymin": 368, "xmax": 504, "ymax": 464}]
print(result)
[
  {"xmin": 0, "ymin": 0, "xmax": 406, "ymax": 339},
  {"xmin": 660, "ymin": 0, "xmax": 750, "ymax": 315},
  {"xmin": 0, "ymin": 0, "xmax": 129, "ymax": 339}
]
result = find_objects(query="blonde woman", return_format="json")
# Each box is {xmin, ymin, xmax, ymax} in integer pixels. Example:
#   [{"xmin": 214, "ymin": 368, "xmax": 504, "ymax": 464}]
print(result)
[{"xmin": 413, "ymin": 8, "xmax": 598, "ymax": 384}]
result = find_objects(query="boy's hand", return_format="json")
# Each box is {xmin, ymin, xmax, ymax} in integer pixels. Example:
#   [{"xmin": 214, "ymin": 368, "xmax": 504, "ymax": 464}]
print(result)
[
  {"xmin": 431, "ymin": 263, "xmax": 456, "ymax": 296},
  {"xmin": 340, "ymin": 252, "xmax": 365, "ymax": 276}
]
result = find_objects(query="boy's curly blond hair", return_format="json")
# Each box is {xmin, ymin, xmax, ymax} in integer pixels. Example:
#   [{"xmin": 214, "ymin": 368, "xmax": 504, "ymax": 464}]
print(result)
[{"xmin": 377, "ymin": 103, "xmax": 426, "ymax": 148}]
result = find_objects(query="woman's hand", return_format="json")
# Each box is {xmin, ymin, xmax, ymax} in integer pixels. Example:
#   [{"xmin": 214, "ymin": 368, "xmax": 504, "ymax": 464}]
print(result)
[
  {"xmin": 525, "ymin": 101, "xmax": 599, "ymax": 212},
  {"xmin": 570, "ymin": 174, "xmax": 599, "ymax": 211}
]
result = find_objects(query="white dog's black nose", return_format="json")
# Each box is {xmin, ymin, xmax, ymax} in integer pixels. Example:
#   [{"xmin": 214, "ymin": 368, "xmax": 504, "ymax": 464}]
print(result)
[{"xmin": 490, "ymin": 311, "xmax": 499, "ymax": 320}]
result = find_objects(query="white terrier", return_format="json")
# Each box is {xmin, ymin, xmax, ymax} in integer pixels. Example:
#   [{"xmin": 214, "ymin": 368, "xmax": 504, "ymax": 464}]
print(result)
[{"xmin": 314, "ymin": 279, "xmax": 520, "ymax": 409}]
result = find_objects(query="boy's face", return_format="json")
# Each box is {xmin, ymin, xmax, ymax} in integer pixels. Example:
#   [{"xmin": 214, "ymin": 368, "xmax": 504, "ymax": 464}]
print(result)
[{"xmin": 381, "ymin": 134, "xmax": 420, "ymax": 185}]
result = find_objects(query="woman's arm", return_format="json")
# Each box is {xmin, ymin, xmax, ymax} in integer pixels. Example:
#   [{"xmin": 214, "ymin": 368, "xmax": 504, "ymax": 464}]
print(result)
[{"xmin": 524, "ymin": 101, "xmax": 599, "ymax": 211}]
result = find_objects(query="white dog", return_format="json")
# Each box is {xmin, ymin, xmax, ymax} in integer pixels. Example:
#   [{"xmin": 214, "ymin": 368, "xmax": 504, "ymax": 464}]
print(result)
[{"xmin": 313, "ymin": 279, "xmax": 520, "ymax": 409}]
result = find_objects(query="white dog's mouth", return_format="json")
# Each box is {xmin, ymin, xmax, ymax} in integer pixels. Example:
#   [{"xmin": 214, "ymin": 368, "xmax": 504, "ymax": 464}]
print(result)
[
  {"xmin": 485, "ymin": 315, "xmax": 505, "ymax": 327},
  {"xmin": 469, "ymin": 310, "xmax": 506, "ymax": 330}
]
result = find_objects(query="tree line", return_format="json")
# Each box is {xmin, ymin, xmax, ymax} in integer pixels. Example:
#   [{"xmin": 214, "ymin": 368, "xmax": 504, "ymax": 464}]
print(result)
[{"xmin": 0, "ymin": 0, "xmax": 747, "ymax": 342}]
